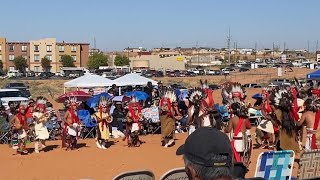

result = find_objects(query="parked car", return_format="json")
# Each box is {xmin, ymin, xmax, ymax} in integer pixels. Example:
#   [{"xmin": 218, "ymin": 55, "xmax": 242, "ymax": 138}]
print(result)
[
  {"xmin": 174, "ymin": 70, "xmax": 180, "ymax": 77},
  {"xmin": 4, "ymin": 82, "xmax": 31, "ymax": 98},
  {"xmin": 208, "ymin": 84, "xmax": 220, "ymax": 90},
  {"xmin": 270, "ymin": 78, "xmax": 291, "ymax": 86},
  {"xmin": 221, "ymin": 68, "xmax": 230, "ymax": 75},
  {"xmin": 239, "ymin": 68, "xmax": 250, "ymax": 72},
  {"xmin": 155, "ymin": 71, "xmax": 164, "ymax": 77},
  {"xmin": 0, "ymin": 89, "xmax": 29, "ymax": 108},
  {"xmin": 243, "ymin": 83, "xmax": 259, "ymax": 88},
  {"xmin": 185, "ymin": 71, "xmax": 196, "ymax": 77}
]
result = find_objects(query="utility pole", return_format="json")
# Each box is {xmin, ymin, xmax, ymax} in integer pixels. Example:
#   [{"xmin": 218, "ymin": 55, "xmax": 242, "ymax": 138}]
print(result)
[
  {"xmin": 283, "ymin": 42, "xmax": 286, "ymax": 55},
  {"xmin": 196, "ymin": 41, "xmax": 199, "ymax": 66},
  {"xmin": 233, "ymin": 41, "xmax": 236, "ymax": 63},
  {"xmin": 127, "ymin": 46, "xmax": 130, "ymax": 68},
  {"xmin": 308, "ymin": 40, "xmax": 310, "ymax": 58},
  {"xmin": 227, "ymin": 28, "xmax": 231, "ymax": 64},
  {"xmin": 316, "ymin": 40, "xmax": 319, "ymax": 52},
  {"xmin": 272, "ymin": 42, "xmax": 275, "ymax": 58},
  {"xmin": 254, "ymin": 42, "xmax": 257, "ymax": 61},
  {"xmin": 94, "ymin": 36, "xmax": 96, "ymax": 49}
]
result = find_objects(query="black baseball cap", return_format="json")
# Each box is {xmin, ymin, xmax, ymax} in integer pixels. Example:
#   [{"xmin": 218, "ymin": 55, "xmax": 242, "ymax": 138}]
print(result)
[{"xmin": 176, "ymin": 127, "xmax": 233, "ymax": 167}]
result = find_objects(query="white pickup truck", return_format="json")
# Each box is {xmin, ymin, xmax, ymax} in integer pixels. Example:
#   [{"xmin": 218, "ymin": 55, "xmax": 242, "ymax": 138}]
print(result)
[{"xmin": 0, "ymin": 89, "xmax": 29, "ymax": 108}]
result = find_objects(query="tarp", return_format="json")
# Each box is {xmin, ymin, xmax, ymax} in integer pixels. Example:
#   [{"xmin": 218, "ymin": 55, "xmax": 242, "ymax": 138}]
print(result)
[
  {"xmin": 306, "ymin": 70, "xmax": 320, "ymax": 80},
  {"xmin": 64, "ymin": 73, "xmax": 114, "ymax": 88},
  {"xmin": 112, "ymin": 73, "xmax": 158, "ymax": 86}
]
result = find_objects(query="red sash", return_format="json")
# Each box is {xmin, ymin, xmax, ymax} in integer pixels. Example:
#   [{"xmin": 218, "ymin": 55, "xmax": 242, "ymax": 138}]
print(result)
[
  {"xmin": 312, "ymin": 111, "xmax": 320, "ymax": 149},
  {"xmin": 231, "ymin": 118, "xmax": 244, "ymax": 162},
  {"xmin": 62, "ymin": 109, "xmax": 80, "ymax": 147}
]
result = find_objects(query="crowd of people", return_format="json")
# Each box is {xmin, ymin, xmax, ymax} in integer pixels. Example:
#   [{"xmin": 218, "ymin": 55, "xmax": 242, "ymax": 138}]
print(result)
[{"xmin": 1, "ymin": 78, "xmax": 320, "ymax": 179}]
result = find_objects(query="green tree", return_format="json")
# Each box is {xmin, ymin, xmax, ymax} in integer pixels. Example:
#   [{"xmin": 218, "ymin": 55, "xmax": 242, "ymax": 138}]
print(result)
[
  {"xmin": 13, "ymin": 56, "xmax": 28, "ymax": 72},
  {"xmin": 114, "ymin": 55, "xmax": 130, "ymax": 66},
  {"xmin": 61, "ymin": 55, "xmax": 75, "ymax": 67},
  {"xmin": 41, "ymin": 56, "xmax": 51, "ymax": 72},
  {"xmin": 236, "ymin": 55, "xmax": 240, "ymax": 61},
  {"xmin": 243, "ymin": 55, "xmax": 248, "ymax": 60},
  {"xmin": 87, "ymin": 52, "xmax": 109, "ymax": 69}
]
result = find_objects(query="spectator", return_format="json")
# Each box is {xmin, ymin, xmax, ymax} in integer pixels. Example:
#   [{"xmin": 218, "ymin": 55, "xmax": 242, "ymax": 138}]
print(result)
[
  {"xmin": 111, "ymin": 101, "xmax": 125, "ymax": 132},
  {"xmin": 88, "ymin": 88, "xmax": 94, "ymax": 96},
  {"xmin": 144, "ymin": 81, "xmax": 153, "ymax": 108},
  {"xmin": 109, "ymin": 84, "xmax": 119, "ymax": 96},
  {"xmin": 176, "ymin": 127, "xmax": 233, "ymax": 180}
]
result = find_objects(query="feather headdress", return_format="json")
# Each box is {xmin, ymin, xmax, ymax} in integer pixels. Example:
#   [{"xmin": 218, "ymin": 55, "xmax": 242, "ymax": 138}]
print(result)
[
  {"xmin": 188, "ymin": 87, "xmax": 206, "ymax": 105},
  {"xmin": 98, "ymin": 96, "xmax": 109, "ymax": 107},
  {"xmin": 163, "ymin": 91, "xmax": 177, "ymax": 103},
  {"xmin": 129, "ymin": 96, "xmax": 139, "ymax": 104},
  {"xmin": 36, "ymin": 96, "xmax": 47, "ymax": 110},
  {"xmin": 270, "ymin": 87, "xmax": 294, "ymax": 111},
  {"xmin": 305, "ymin": 95, "xmax": 320, "ymax": 112},
  {"xmin": 200, "ymin": 79, "xmax": 209, "ymax": 89}
]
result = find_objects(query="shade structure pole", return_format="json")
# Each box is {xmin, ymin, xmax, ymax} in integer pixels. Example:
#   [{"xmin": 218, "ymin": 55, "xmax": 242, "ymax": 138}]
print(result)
[{"xmin": 119, "ymin": 86, "xmax": 121, "ymax": 96}]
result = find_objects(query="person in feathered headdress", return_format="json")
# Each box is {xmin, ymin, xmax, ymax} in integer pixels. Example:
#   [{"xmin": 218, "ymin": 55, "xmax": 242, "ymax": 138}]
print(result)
[
  {"xmin": 297, "ymin": 96, "xmax": 320, "ymax": 150},
  {"xmin": 63, "ymin": 96, "xmax": 81, "ymax": 150},
  {"xmin": 254, "ymin": 88, "xmax": 279, "ymax": 149},
  {"xmin": 124, "ymin": 97, "xmax": 143, "ymax": 147},
  {"xmin": 270, "ymin": 88, "xmax": 300, "ymax": 153},
  {"xmin": 159, "ymin": 91, "xmax": 176, "ymax": 147},
  {"xmin": 12, "ymin": 101, "xmax": 29, "ymax": 154},
  {"xmin": 92, "ymin": 96, "xmax": 112, "ymax": 149},
  {"xmin": 224, "ymin": 85, "xmax": 251, "ymax": 166},
  {"xmin": 187, "ymin": 87, "xmax": 209, "ymax": 135},
  {"xmin": 33, "ymin": 96, "xmax": 50, "ymax": 153}
]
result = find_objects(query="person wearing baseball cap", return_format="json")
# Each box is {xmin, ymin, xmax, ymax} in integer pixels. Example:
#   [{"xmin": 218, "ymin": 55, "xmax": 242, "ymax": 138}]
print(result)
[{"xmin": 176, "ymin": 127, "xmax": 233, "ymax": 180}]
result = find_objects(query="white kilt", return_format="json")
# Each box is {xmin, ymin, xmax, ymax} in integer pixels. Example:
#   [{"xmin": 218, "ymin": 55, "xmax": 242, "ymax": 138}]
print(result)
[
  {"xmin": 67, "ymin": 123, "xmax": 81, "ymax": 137},
  {"xmin": 131, "ymin": 123, "xmax": 140, "ymax": 133},
  {"xmin": 234, "ymin": 133, "xmax": 244, "ymax": 152},
  {"xmin": 35, "ymin": 123, "xmax": 49, "ymax": 140},
  {"xmin": 18, "ymin": 129, "xmax": 27, "ymax": 139},
  {"xmin": 257, "ymin": 119, "xmax": 274, "ymax": 134}
]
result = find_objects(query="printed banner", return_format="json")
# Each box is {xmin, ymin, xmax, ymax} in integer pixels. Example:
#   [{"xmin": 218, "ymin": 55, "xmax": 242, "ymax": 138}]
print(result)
[{"xmin": 142, "ymin": 107, "xmax": 160, "ymax": 123}]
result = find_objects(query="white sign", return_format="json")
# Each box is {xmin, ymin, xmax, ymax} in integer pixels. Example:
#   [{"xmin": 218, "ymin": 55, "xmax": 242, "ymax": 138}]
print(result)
[
  {"xmin": 277, "ymin": 67, "xmax": 282, "ymax": 77},
  {"xmin": 281, "ymin": 55, "xmax": 287, "ymax": 63},
  {"xmin": 310, "ymin": 63, "xmax": 315, "ymax": 69}
]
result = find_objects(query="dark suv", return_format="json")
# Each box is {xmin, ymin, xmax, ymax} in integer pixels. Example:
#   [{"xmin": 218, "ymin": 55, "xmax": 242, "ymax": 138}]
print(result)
[{"xmin": 5, "ymin": 82, "xmax": 31, "ymax": 98}]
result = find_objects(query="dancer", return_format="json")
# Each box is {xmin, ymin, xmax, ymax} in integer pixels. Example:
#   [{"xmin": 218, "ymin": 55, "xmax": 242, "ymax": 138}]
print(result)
[
  {"xmin": 93, "ymin": 96, "xmax": 113, "ymax": 149},
  {"xmin": 223, "ymin": 83, "xmax": 251, "ymax": 167},
  {"xmin": 255, "ymin": 88, "xmax": 278, "ymax": 149},
  {"xmin": 159, "ymin": 91, "xmax": 176, "ymax": 147},
  {"xmin": 297, "ymin": 97, "xmax": 320, "ymax": 151},
  {"xmin": 63, "ymin": 97, "xmax": 81, "ymax": 150},
  {"xmin": 33, "ymin": 97, "xmax": 50, "ymax": 153},
  {"xmin": 270, "ymin": 88, "xmax": 300, "ymax": 153},
  {"xmin": 124, "ymin": 97, "xmax": 143, "ymax": 147},
  {"xmin": 12, "ymin": 101, "xmax": 29, "ymax": 154},
  {"xmin": 187, "ymin": 87, "xmax": 207, "ymax": 134}
]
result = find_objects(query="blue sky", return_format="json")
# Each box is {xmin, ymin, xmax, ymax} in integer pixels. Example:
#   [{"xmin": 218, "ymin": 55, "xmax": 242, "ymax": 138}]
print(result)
[{"xmin": 0, "ymin": 0, "xmax": 319, "ymax": 51}]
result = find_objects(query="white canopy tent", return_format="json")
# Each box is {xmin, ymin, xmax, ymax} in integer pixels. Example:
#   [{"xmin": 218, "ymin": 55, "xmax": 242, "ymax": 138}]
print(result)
[
  {"xmin": 63, "ymin": 73, "xmax": 114, "ymax": 92},
  {"xmin": 112, "ymin": 73, "xmax": 158, "ymax": 86}
]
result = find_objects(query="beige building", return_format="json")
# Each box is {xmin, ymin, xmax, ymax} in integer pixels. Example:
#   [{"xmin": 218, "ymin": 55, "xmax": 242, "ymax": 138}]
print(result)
[
  {"xmin": 55, "ymin": 43, "xmax": 82, "ymax": 72},
  {"xmin": 29, "ymin": 38, "xmax": 56, "ymax": 72},
  {"xmin": 0, "ymin": 38, "xmax": 7, "ymax": 70},
  {"xmin": 129, "ymin": 54, "xmax": 186, "ymax": 70}
]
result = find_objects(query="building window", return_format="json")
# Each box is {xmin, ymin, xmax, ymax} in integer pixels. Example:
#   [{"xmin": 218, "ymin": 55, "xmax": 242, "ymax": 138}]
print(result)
[
  {"xmin": 34, "ymin": 45, "xmax": 39, "ymax": 52},
  {"xmin": 22, "ymin": 55, "xmax": 28, "ymax": 60},
  {"xmin": 0, "ymin": 54, "xmax": 2, "ymax": 61},
  {"xmin": 9, "ymin": 55, "xmax": 15, "ymax": 61},
  {"xmin": 59, "ymin": 55, "xmax": 62, "ymax": 62},
  {"xmin": 71, "ymin": 55, "xmax": 77, "ymax": 61},
  {"xmin": 22, "ymin": 45, "xmax": 27, "ymax": 52},
  {"xmin": 9, "ymin": 67, "xmax": 15, "ymax": 71},
  {"xmin": 59, "ymin": 46, "xmax": 64, "ymax": 52},
  {"xmin": 34, "ymin": 66, "xmax": 40, "ymax": 72},
  {"xmin": 71, "ymin": 46, "xmax": 77, "ymax": 52},
  {"xmin": 0, "ymin": 45, "xmax": 2, "ymax": 51},
  {"xmin": 9, "ymin": 45, "xmax": 14, "ymax": 52},
  {"xmin": 46, "ymin": 45, "xmax": 52, "ymax": 52},
  {"xmin": 34, "ymin": 54, "xmax": 40, "ymax": 61},
  {"xmin": 46, "ymin": 55, "xmax": 52, "ymax": 61}
]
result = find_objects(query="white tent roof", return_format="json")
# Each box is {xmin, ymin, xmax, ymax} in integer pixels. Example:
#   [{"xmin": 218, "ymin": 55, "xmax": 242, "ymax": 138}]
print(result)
[
  {"xmin": 113, "ymin": 73, "xmax": 158, "ymax": 86},
  {"xmin": 64, "ymin": 73, "xmax": 114, "ymax": 88}
]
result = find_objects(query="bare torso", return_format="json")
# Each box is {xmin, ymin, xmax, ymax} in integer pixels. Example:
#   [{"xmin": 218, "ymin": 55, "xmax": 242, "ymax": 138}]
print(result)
[{"xmin": 298, "ymin": 111, "xmax": 316, "ymax": 129}]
